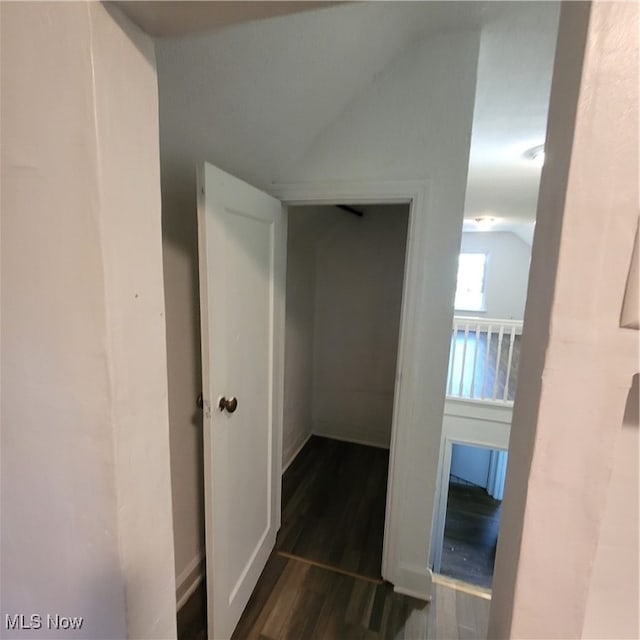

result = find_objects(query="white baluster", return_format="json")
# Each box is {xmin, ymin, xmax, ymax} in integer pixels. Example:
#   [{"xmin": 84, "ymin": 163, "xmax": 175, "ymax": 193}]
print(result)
[
  {"xmin": 470, "ymin": 323, "xmax": 480, "ymax": 398},
  {"xmin": 502, "ymin": 325, "xmax": 517, "ymax": 401},
  {"xmin": 482, "ymin": 324, "xmax": 493, "ymax": 399},
  {"xmin": 492, "ymin": 325, "xmax": 505, "ymax": 401},
  {"xmin": 447, "ymin": 323, "xmax": 456, "ymax": 396},
  {"xmin": 458, "ymin": 322, "xmax": 470, "ymax": 397}
]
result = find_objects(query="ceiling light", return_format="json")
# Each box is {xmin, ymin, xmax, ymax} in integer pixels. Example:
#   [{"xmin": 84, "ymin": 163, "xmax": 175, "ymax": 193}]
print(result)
[
  {"xmin": 524, "ymin": 144, "xmax": 545, "ymax": 166},
  {"xmin": 474, "ymin": 216, "xmax": 496, "ymax": 230}
]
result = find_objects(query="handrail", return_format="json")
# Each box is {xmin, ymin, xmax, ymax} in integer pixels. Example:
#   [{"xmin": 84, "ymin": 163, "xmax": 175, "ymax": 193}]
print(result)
[{"xmin": 453, "ymin": 315, "xmax": 524, "ymax": 330}]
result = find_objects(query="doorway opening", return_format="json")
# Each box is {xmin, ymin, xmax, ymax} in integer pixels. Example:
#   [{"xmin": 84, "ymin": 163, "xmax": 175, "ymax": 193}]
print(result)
[
  {"xmin": 278, "ymin": 203, "xmax": 410, "ymax": 580},
  {"xmin": 439, "ymin": 442, "xmax": 506, "ymax": 589},
  {"xmin": 183, "ymin": 173, "xmax": 443, "ymax": 639},
  {"xmin": 429, "ymin": 218, "xmax": 532, "ymax": 594}
]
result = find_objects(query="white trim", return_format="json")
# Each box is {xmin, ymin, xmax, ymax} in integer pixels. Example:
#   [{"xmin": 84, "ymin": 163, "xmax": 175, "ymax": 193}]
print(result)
[
  {"xmin": 311, "ymin": 430, "xmax": 390, "ymax": 450},
  {"xmin": 453, "ymin": 315, "xmax": 523, "ymax": 331},
  {"xmin": 176, "ymin": 553, "xmax": 205, "ymax": 610},
  {"xmin": 443, "ymin": 397, "xmax": 514, "ymax": 421},
  {"xmin": 429, "ymin": 400, "xmax": 512, "ymax": 573},
  {"xmin": 392, "ymin": 562, "xmax": 433, "ymax": 600},
  {"xmin": 431, "ymin": 573, "xmax": 492, "ymax": 600},
  {"xmin": 273, "ymin": 203, "xmax": 287, "ymax": 531},
  {"xmin": 283, "ymin": 431, "xmax": 389, "ymax": 477},
  {"xmin": 281, "ymin": 432, "xmax": 312, "ymax": 474},
  {"xmin": 455, "ymin": 307, "xmax": 487, "ymax": 313},
  {"xmin": 487, "ymin": 449, "xmax": 508, "ymax": 500},
  {"xmin": 271, "ymin": 179, "xmax": 427, "ymax": 206},
  {"xmin": 445, "ymin": 396, "xmax": 514, "ymax": 409},
  {"xmin": 270, "ymin": 178, "xmax": 431, "ymax": 597},
  {"xmin": 393, "ymin": 585, "xmax": 432, "ymax": 602}
]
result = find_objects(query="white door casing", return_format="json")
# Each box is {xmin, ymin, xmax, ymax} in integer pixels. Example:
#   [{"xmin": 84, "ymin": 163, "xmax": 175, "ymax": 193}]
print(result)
[
  {"xmin": 430, "ymin": 398, "xmax": 512, "ymax": 573},
  {"xmin": 197, "ymin": 162, "xmax": 285, "ymax": 639},
  {"xmin": 271, "ymin": 179, "xmax": 435, "ymax": 599}
]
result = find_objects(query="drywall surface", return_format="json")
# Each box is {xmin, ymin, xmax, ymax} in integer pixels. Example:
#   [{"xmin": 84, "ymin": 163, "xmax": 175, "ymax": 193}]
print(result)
[
  {"xmin": 283, "ymin": 207, "xmax": 341, "ymax": 466},
  {"xmin": 157, "ymin": 7, "xmax": 480, "ymax": 597},
  {"xmin": 450, "ymin": 443, "xmax": 491, "ymax": 488},
  {"xmin": 489, "ymin": 3, "xmax": 639, "ymax": 638},
  {"xmin": 463, "ymin": 2, "xmax": 560, "ymax": 227},
  {"xmin": 620, "ymin": 225, "xmax": 639, "ymax": 329},
  {"xmin": 1, "ymin": 5, "xmax": 125, "ymax": 636},
  {"xmin": 285, "ymin": 203, "xmax": 407, "ymax": 453},
  {"xmin": 1, "ymin": 3, "xmax": 176, "ymax": 639},
  {"xmin": 162, "ymin": 192, "xmax": 206, "ymax": 602},
  {"xmin": 312, "ymin": 205, "xmax": 409, "ymax": 448},
  {"xmin": 89, "ymin": 4, "xmax": 177, "ymax": 638},
  {"xmin": 582, "ymin": 374, "xmax": 639, "ymax": 639},
  {"xmin": 457, "ymin": 232, "xmax": 531, "ymax": 320}
]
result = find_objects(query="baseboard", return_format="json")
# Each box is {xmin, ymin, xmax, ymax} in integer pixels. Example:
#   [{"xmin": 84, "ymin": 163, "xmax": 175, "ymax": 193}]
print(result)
[
  {"xmin": 176, "ymin": 553, "xmax": 205, "ymax": 610},
  {"xmin": 431, "ymin": 573, "xmax": 492, "ymax": 600},
  {"xmin": 311, "ymin": 430, "xmax": 390, "ymax": 450},
  {"xmin": 282, "ymin": 432, "xmax": 312, "ymax": 474},
  {"xmin": 393, "ymin": 585, "xmax": 432, "ymax": 602},
  {"xmin": 391, "ymin": 562, "xmax": 433, "ymax": 602}
]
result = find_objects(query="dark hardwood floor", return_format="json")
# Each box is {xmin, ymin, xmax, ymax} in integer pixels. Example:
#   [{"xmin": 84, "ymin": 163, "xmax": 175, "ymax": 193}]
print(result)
[
  {"xmin": 177, "ymin": 438, "xmax": 491, "ymax": 639},
  {"xmin": 179, "ymin": 553, "xmax": 489, "ymax": 640},
  {"xmin": 440, "ymin": 481, "xmax": 502, "ymax": 589},
  {"xmin": 231, "ymin": 553, "xmax": 428, "ymax": 640},
  {"xmin": 177, "ymin": 581, "xmax": 207, "ymax": 640},
  {"xmin": 276, "ymin": 436, "xmax": 389, "ymax": 580}
]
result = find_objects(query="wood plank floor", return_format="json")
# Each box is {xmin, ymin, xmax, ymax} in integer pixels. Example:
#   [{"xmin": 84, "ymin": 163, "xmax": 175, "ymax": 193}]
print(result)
[
  {"xmin": 178, "ymin": 553, "xmax": 490, "ymax": 640},
  {"xmin": 277, "ymin": 436, "xmax": 389, "ymax": 580},
  {"xmin": 177, "ymin": 438, "xmax": 491, "ymax": 639},
  {"xmin": 231, "ymin": 553, "xmax": 489, "ymax": 640},
  {"xmin": 440, "ymin": 482, "xmax": 502, "ymax": 589}
]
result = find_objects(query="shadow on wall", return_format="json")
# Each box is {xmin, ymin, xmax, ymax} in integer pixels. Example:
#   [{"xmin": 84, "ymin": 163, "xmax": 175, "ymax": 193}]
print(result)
[
  {"xmin": 624, "ymin": 373, "xmax": 639, "ymax": 426},
  {"xmin": 162, "ymin": 193, "xmax": 203, "ymax": 425},
  {"xmin": 161, "ymin": 190, "xmax": 205, "ymax": 542}
]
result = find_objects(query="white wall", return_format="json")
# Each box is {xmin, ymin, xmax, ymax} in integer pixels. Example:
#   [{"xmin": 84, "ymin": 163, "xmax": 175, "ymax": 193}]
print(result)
[
  {"xmin": 90, "ymin": 6, "xmax": 177, "ymax": 637},
  {"xmin": 312, "ymin": 205, "xmax": 409, "ymax": 448},
  {"xmin": 457, "ymin": 231, "xmax": 531, "ymax": 320},
  {"xmin": 450, "ymin": 443, "xmax": 492, "ymax": 487},
  {"xmin": 285, "ymin": 204, "xmax": 407, "ymax": 454},
  {"xmin": 283, "ymin": 222, "xmax": 315, "ymax": 467},
  {"xmin": 1, "ymin": 4, "xmax": 176, "ymax": 638},
  {"xmin": 582, "ymin": 374, "xmax": 639, "ymax": 639},
  {"xmin": 162, "ymin": 194, "xmax": 206, "ymax": 605},
  {"xmin": 158, "ymin": 9, "xmax": 480, "ymax": 597},
  {"xmin": 489, "ymin": 2, "xmax": 639, "ymax": 637},
  {"xmin": 283, "ymin": 207, "xmax": 340, "ymax": 467}
]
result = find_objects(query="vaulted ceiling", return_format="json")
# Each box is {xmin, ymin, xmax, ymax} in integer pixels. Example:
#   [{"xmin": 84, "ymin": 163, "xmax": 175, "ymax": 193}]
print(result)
[
  {"xmin": 116, "ymin": 1, "xmax": 340, "ymax": 37},
  {"xmin": 122, "ymin": 1, "xmax": 560, "ymax": 244}
]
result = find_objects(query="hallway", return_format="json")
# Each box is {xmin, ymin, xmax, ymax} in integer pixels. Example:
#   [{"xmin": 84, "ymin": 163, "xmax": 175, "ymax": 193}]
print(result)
[
  {"xmin": 277, "ymin": 436, "xmax": 389, "ymax": 580},
  {"xmin": 178, "ymin": 438, "xmax": 490, "ymax": 639}
]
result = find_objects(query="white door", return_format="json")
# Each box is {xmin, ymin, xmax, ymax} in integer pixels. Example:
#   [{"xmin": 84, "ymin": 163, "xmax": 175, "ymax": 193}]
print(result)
[{"xmin": 197, "ymin": 162, "xmax": 285, "ymax": 639}]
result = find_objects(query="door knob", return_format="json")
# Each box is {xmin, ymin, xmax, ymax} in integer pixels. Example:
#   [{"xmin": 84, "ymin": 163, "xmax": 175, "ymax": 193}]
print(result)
[{"xmin": 218, "ymin": 396, "xmax": 238, "ymax": 413}]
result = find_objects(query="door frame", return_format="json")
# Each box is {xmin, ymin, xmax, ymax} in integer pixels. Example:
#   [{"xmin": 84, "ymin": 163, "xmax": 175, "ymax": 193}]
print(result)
[
  {"xmin": 271, "ymin": 179, "xmax": 430, "ymax": 587},
  {"xmin": 430, "ymin": 398, "xmax": 512, "ymax": 574}
]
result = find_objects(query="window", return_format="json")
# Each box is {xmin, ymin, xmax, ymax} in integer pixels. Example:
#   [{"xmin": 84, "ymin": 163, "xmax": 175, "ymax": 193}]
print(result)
[{"xmin": 455, "ymin": 253, "xmax": 487, "ymax": 311}]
